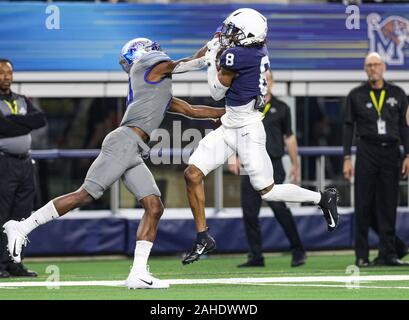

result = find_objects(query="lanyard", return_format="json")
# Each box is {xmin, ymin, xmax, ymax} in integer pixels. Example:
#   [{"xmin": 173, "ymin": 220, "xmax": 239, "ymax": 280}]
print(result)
[
  {"xmin": 3, "ymin": 100, "xmax": 18, "ymax": 115},
  {"xmin": 262, "ymin": 102, "xmax": 271, "ymax": 117},
  {"xmin": 369, "ymin": 90, "xmax": 385, "ymax": 118}
]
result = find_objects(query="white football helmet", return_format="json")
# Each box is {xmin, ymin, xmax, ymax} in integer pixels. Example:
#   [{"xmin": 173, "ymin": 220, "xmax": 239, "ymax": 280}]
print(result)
[
  {"xmin": 119, "ymin": 37, "xmax": 161, "ymax": 73},
  {"xmin": 219, "ymin": 8, "xmax": 268, "ymax": 47}
]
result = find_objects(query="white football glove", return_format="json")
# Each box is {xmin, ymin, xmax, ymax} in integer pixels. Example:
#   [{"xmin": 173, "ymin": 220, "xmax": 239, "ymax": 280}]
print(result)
[
  {"xmin": 206, "ymin": 38, "xmax": 221, "ymax": 53},
  {"xmin": 204, "ymin": 49, "xmax": 217, "ymax": 67}
]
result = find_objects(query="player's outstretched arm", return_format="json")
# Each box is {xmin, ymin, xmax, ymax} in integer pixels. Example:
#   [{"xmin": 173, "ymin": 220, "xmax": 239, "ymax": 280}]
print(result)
[
  {"xmin": 167, "ymin": 97, "xmax": 225, "ymax": 119},
  {"xmin": 172, "ymin": 44, "xmax": 208, "ymax": 73},
  {"xmin": 147, "ymin": 45, "xmax": 208, "ymax": 81}
]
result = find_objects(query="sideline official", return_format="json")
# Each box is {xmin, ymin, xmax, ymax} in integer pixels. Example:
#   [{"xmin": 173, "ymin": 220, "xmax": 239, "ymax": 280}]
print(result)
[
  {"xmin": 343, "ymin": 52, "xmax": 409, "ymax": 267},
  {"xmin": 0, "ymin": 59, "xmax": 46, "ymax": 277}
]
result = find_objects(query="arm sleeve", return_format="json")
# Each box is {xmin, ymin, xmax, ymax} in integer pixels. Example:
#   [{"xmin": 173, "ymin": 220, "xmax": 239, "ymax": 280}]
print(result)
[
  {"xmin": 282, "ymin": 104, "xmax": 293, "ymax": 137},
  {"xmin": 140, "ymin": 51, "xmax": 171, "ymax": 69},
  {"xmin": 398, "ymin": 91, "xmax": 409, "ymax": 155},
  {"xmin": 0, "ymin": 117, "xmax": 31, "ymax": 137},
  {"xmin": 343, "ymin": 93, "xmax": 355, "ymax": 156},
  {"xmin": 6, "ymin": 97, "xmax": 46, "ymax": 130},
  {"xmin": 172, "ymin": 57, "xmax": 206, "ymax": 74},
  {"xmin": 207, "ymin": 63, "xmax": 229, "ymax": 101}
]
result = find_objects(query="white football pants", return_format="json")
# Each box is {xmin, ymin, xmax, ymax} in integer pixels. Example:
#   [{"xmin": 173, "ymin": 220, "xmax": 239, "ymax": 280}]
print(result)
[{"xmin": 189, "ymin": 120, "xmax": 274, "ymax": 191}]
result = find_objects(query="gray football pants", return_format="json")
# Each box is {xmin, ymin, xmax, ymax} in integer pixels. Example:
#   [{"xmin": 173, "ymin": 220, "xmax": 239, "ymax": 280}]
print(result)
[{"xmin": 82, "ymin": 126, "xmax": 161, "ymax": 201}]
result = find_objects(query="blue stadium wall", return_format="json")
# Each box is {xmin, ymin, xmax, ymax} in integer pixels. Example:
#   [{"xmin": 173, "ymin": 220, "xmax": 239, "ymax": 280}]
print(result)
[
  {"xmin": 24, "ymin": 211, "xmax": 409, "ymax": 256},
  {"xmin": 1, "ymin": 2, "xmax": 409, "ymax": 71}
]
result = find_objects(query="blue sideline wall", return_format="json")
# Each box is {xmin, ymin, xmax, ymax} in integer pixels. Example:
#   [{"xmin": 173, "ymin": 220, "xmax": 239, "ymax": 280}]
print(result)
[
  {"xmin": 1, "ymin": 3, "xmax": 409, "ymax": 71},
  {"xmin": 24, "ymin": 210, "xmax": 409, "ymax": 257}
]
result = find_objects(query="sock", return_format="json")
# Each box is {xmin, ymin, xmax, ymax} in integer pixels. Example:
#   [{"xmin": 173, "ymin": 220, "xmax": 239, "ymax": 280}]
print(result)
[
  {"xmin": 18, "ymin": 201, "xmax": 60, "ymax": 235},
  {"xmin": 197, "ymin": 229, "xmax": 209, "ymax": 242},
  {"xmin": 261, "ymin": 184, "xmax": 321, "ymax": 204},
  {"xmin": 131, "ymin": 240, "xmax": 153, "ymax": 274}
]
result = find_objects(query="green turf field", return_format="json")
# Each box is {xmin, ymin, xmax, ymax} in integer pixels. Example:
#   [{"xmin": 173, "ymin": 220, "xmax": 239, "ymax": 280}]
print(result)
[{"xmin": 1, "ymin": 252, "xmax": 409, "ymax": 300}]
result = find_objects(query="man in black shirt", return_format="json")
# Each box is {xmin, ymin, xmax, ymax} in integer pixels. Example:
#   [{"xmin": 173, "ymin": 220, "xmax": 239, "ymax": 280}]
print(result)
[
  {"xmin": 343, "ymin": 52, "xmax": 409, "ymax": 267},
  {"xmin": 0, "ymin": 59, "xmax": 46, "ymax": 277},
  {"xmin": 229, "ymin": 70, "xmax": 306, "ymax": 267}
]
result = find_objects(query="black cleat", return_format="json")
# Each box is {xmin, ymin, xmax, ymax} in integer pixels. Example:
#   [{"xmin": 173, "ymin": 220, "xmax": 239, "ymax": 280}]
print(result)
[
  {"xmin": 291, "ymin": 251, "xmax": 307, "ymax": 267},
  {"xmin": 371, "ymin": 256, "xmax": 409, "ymax": 267},
  {"xmin": 318, "ymin": 188, "xmax": 339, "ymax": 232},
  {"xmin": 7, "ymin": 263, "xmax": 37, "ymax": 277},
  {"xmin": 355, "ymin": 258, "xmax": 370, "ymax": 268},
  {"xmin": 397, "ymin": 246, "xmax": 409, "ymax": 260},
  {"xmin": 0, "ymin": 270, "xmax": 10, "ymax": 278},
  {"xmin": 182, "ymin": 234, "xmax": 216, "ymax": 265},
  {"xmin": 237, "ymin": 258, "xmax": 265, "ymax": 268}
]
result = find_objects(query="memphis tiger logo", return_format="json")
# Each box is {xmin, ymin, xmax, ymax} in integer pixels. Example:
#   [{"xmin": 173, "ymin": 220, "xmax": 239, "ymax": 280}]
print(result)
[{"xmin": 367, "ymin": 13, "xmax": 409, "ymax": 66}]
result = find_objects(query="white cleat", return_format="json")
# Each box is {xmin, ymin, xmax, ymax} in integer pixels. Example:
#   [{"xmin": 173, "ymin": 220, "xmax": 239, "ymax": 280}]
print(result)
[
  {"xmin": 2, "ymin": 220, "xmax": 28, "ymax": 263},
  {"xmin": 125, "ymin": 270, "xmax": 169, "ymax": 289}
]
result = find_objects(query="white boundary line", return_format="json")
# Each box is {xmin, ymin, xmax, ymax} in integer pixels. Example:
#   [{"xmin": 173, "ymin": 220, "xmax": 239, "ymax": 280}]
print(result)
[
  {"xmin": 1, "ymin": 275, "xmax": 409, "ymax": 288},
  {"xmin": 241, "ymin": 283, "xmax": 409, "ymax": 290}
]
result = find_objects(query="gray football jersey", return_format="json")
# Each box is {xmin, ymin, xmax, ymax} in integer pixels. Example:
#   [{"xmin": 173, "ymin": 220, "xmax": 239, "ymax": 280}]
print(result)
[{"xmin": 120, "ymin": 50, "xmax": 173, "ymax": 138}]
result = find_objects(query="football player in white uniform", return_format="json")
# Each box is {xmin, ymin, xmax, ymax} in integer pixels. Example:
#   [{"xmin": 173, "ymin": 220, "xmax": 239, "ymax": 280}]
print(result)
[{"xmin": 182, "ymin": 8, "xmax": 339, "ymax": 264}]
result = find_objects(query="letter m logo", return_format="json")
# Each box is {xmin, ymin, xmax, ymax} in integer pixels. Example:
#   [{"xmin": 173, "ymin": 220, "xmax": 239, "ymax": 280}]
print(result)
[{"xmin": 367, "ymin": 13, "xmax": 409, "ymax": 66}]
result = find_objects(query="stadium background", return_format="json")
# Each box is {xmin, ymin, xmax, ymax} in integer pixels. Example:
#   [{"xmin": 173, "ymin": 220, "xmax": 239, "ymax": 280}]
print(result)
[{"xmin": 1, "ymin": 0, "xmax": 409, "ymax": 257}]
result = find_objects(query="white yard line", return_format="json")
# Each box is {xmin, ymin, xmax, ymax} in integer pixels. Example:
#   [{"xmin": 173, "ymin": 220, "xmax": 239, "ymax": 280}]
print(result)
[
  {"xmin": 242, "ymin": 283, "xmax": 409, "ymax": 289},
  {"xmin": 169, "ymin": 275, "xmax": 409, "ymax": 284},
  {"xmin": 0, "ymin": 275, "xmax": 409, "ymax": 288}
]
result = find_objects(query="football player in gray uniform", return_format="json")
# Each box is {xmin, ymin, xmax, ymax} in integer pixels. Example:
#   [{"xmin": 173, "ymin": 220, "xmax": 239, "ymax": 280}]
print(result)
[{"xmin": 3, "ymin": 38, "xmax": 225, "ymax": 289}]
